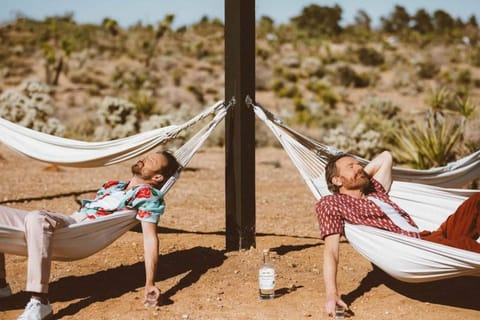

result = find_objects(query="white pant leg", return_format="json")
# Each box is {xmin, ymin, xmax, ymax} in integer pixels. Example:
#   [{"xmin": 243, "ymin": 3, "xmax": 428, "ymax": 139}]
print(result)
[
  {"xmin": 0, "ymin": 206, "xmax": 76, "ymax": 293},
  {"xmin": 0, "ymin": 205, "xmax": 31, "ymax": 280},
  {"xmin": 24, "ymin": 210, "xmax": 76, "ymax": 293}
]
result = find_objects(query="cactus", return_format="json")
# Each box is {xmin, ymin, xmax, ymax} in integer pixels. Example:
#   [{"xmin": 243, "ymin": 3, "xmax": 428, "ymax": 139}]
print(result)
[
  {"xmin": 94, "ymin": 96, "xmax": 139, "ymax": 140},
  {"xmin": 0, "ymin": 80, "xmax": 64, "ymax": 136}
]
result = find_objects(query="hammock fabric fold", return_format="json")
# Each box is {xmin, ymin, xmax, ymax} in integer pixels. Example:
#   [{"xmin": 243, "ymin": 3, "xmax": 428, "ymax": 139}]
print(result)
[
  {"xmin": 253, "ymin": 103, "xmax": 480, "ymax": 282},
  {"xmin": 0, "ymin": 101, "xmax": 228, "ymax": 261}
]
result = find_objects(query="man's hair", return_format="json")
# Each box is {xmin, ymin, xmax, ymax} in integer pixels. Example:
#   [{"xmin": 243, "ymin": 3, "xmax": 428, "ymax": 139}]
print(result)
[
  {"xmin": 325, "ymin": 153, "xmax": 352, "ymax": 194},
  {"xmin": 156, "ymin": 150, "xmax": 181, "ymax": 182}
]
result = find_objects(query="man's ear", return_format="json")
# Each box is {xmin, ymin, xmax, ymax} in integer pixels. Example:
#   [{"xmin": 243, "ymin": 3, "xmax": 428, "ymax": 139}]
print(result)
[
  {"xmin": 332, "ymin": 176, "xmax": 342, "ymax": 187},
  {"xmin": 152, "ymin": 174, "xmax": 165, "ymax": 184}
]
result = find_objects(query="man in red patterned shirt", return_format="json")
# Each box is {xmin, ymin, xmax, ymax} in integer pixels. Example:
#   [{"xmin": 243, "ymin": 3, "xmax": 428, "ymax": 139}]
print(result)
[{"xmin": 316, "ymin": 151, "xmax": 480, "ymax": 317}]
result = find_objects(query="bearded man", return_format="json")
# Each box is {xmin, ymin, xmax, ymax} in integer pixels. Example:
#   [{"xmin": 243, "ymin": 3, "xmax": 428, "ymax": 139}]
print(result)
[
  {"xmin": 316, "ymin": 151, "xmax": 480, "ymax": 317},
  {"xmin": 0, "ymin": 150, "xmax": 180, "ymax": 320}
]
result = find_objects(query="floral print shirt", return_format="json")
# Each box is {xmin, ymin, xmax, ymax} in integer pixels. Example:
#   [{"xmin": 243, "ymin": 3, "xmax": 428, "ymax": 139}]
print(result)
[{"xmin": 79, "ymin": 180, "xmax": 165, "ymax": 224}]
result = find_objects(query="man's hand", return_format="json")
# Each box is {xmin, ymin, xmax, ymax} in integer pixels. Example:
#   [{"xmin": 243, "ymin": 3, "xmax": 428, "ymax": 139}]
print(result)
[
  {"xmin": 325, "ymin": 293, "xmax": 348, "ymax": 317},
  {"xmin": 144, "ymin": 284, "xmax": 161, "ymax": 306}
]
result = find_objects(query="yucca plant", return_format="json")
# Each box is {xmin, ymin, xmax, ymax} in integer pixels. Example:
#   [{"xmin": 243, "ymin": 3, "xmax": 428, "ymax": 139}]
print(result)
[
  {"xmin": 455, "ymin": 96, "xmax": 477, "ymax": 119},
  {"xmin": 394, "ymin": 111, "xmax": 464, "ymax": 169},
  {"xmin": 426, "ymin": 87, "xmax": 455, "ymax": 112}
]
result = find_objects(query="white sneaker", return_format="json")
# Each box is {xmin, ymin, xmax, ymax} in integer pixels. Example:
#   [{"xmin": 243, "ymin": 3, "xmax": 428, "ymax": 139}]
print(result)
[
  {"xmin": 17, "ymin": 298, "xmax": 53, "ymax": 320},
  {"xmin": 0, "ymin": 284, "xmax": 12, "ymax": 298}
]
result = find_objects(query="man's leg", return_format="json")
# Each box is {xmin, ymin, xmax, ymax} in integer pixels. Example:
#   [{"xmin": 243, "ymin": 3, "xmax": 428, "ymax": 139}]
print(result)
[
  {"xmin": 0, "ymin": 205, "xmax": 31, "ymax": 287},
  {"xmin": 24, "ymin": 210, "xmax": 76, "ymax": 294},
  {"xmin": 423, "ymin": 193, "xmax": 480, "ymax": 253}
]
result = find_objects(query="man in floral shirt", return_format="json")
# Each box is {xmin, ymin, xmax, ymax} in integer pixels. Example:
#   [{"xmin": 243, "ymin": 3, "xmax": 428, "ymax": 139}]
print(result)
[
  {"xmin": 317, "ymin": 151, "xmax": 480, "ymax": 318},
  {"xmin": 0, "ymin": 150, "xmax": 180, "ymax": 320}
]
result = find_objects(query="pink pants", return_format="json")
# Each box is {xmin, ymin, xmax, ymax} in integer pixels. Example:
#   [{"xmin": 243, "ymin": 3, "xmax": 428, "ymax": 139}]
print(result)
[{"xmin": 0, "ymin": 206, "xmax": 77, "ymax": 293}]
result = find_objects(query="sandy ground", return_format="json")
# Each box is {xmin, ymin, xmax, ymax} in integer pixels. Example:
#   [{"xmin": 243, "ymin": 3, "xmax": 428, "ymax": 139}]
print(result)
[{"xmin": 0, "ymin": 144, "xmax": 479, "ymax": 320}]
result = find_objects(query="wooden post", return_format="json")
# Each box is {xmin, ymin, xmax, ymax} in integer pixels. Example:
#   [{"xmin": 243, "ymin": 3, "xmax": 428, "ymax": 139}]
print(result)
[{"xmin": 224, "ymin": 0, "xmax": 256, "ymax": 251}]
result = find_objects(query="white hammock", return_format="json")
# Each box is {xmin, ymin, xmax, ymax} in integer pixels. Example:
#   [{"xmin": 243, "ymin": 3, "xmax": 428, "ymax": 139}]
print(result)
[
  {"xmin": 0, "ymin": 101, "xmax": 225, "ymax": 167},
  {"xmin": 254, "ymin": 108, "xmax": 480, "ymax": 188},
  {"xmin": 0, "ymin": 101, "xmax": 228, "ymax": 261},
  {"xmin": 253, "ymin": 103, "xmax": 480, "ymax": 283}
]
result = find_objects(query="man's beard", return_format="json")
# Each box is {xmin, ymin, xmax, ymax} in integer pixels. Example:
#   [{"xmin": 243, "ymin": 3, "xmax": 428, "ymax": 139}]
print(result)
[
  {"xmin": 131, "ymin": 163, "xmax": 142, "ymax": 175},
  {"xmin": 343, "ymin": 170, "xmax": 371, "ymax": 192},
  {"xmin": 131, "ymin": 163, "xmax": 154, "ymax": 180}
]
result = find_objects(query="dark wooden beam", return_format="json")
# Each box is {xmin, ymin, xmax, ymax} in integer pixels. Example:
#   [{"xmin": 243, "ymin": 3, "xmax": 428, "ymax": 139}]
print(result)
[{"xmin": 224, "ymin": 0, "xmax": 256, "ymax": 250}]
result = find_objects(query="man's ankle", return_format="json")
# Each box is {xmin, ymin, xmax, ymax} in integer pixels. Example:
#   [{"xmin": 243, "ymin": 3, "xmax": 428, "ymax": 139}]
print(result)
[
  {"xmin": 31, "ymin": 293, "xmax": 49, "ymax": 305},
  {"xmin": 0, "ymin": 278, "xmax": 7, "ymax": 288}
]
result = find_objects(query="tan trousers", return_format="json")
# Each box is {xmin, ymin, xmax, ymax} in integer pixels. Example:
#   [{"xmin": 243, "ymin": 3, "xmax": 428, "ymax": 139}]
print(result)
[{"xmin": 0, "ymin": 205, "xmax": 78, "ymax": 293}]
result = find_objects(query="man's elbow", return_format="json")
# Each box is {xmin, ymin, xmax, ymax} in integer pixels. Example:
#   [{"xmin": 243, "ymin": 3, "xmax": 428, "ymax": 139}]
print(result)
[{"xmin": 380, "ymin": 150, "xmax": 393, "ymax": 162}]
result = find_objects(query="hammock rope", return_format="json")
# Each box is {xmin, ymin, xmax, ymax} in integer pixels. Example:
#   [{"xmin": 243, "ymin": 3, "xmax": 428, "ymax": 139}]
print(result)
[
  {"xmin": 0, "ymin": 100, "xmax": 229, "ymax": 261},
  {"xmin": 252, "ymin": 102, "xmax": 480, "ymax": 282}
]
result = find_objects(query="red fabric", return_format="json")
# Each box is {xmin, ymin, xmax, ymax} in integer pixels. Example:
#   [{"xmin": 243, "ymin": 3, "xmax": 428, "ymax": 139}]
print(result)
[{"xmin": 421, "ymin": 193, "xmax": 480, "ymax": 253}]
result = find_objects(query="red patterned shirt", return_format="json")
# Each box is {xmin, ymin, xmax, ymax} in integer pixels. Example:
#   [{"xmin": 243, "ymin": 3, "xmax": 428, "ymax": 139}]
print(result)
[{"xmin": 316, "ymin": 179, "xmax": 420, "ymax": 239}]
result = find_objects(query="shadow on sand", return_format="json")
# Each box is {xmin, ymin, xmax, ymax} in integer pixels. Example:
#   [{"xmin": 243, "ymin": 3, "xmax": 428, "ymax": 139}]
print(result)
[
  {"xmin": 343, "ymin": 265, "xmax": 480, "ymax": 311},
  {"xmin": 0, "ymin": 246, "xmax": 226, "ymax": 319}
]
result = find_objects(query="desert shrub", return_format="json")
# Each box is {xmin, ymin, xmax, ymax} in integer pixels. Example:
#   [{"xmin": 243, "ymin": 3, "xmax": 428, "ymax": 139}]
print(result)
[
  {"xmin": 393, "ymin": 111, "xmax": 464, "ymax": 168},
  {"xmin": 187, "ymin": 84, "xmax": 205, "ymax": 103},
  {"xmin": 454, "ymin": 96, "xmax": 477, "ymax": 119},
  {"xmin": 425, "ymin": 86, "xmax": 478, "ymax": 118},
  {"xmin": 335, "ymin": 64, "xmax": 370, "ymax": 87},
  {"xmin": 455, "ymin": 68, "xmax": 473, "ymax": 87},
  {"xmin": 293, "ymin": 99, "xmax": 341, "ymax": 129},
  {"xmin": 280, "ymin": 54, "xmax": 301, "ymax": 68},
  {"xmin": 0, "ymin": 80, "xmax": 65, "ymax": 136},
  {"xmin": 172, "ymin": 68, "xmax": 184, "ymax": 86},
  {"xmin": 94, "ymin": 96, "xmax": 138, "ymax": 140},
  {"xmin": 358, "ymin": 97, "xmax": 402, "ymax": 145},
  {"xmin": 277, "ymin": 84, "xmax": 300, "ymax": 99},
  {"xmin": 323, "ymin": 123, "xmax": 383, "ymax": 159},
  {"xmin": 464, "ymin": 116, "xmax": 480, "ymax": 152},
  {"xmin": 270, "ymin": 79, "xmax": 285, "ymax": 92},
  {"xmin": 416, "ymin": 61, "xmax": 440, "ymax": 79},
  {"xmin": 281, "ymin": 69, "xmax": 298, "ymax": 82},
  {"xmin": 470, "ymin": 47, "xmax": 480, "ymax": 67},
  {"xmin": 129, "ymin": 92, "xmax": 155, "ymax": 115},
  {"xmin": 256, "ymin": 46, "xmax": 271, "ymax": 61},
  {"xmin": 69, "ymin": 69, "xmax": 109, "ymax": 90},
  {"xmin": 392, "ymin": 70, "xmax": 423, "ymax": 95},
  {"xmin": 361, "ymin": 97, "xmax": 401, "ymax": 120},
  {"xmin": 300, "ymin": 57, "xmax": 325, "ymax": 78},
  {"xmin": 306, "ymin": 80, "xmax": 340, "ymax": 107},
  {"xmin": 111, "ymin": 66, "xmax": 152, "ymax": 92},
  {"xmin": 65, "ymin": 113, "xmax": 96, "ymax": 140},
  {"xmin": 357, "ymin": 46, "xmax": 385, "ymax": 66},
  {"xmin": 256, "ymin": 63, "xmax": 274, "ymax": 91},
  {"xmin": 139, "ymin": 114, "xmax": 173, "ymax": 132},
  {"xmin": 426, "ymin": 87, "xmax": 456, "ymax": 111}
]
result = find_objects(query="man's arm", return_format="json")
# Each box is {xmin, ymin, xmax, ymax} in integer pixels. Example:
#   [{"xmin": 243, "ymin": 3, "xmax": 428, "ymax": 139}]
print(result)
[
  {"xmin": 141, "ymin": 221, "xmax": 161, "ymax": 305},
  {"xmin": 323, "ymin": 234, "xmax": 348, "ymax": 316},
  {"xmin": 363, "ymin": 151, "xmax": 393, "ymax": 192}
]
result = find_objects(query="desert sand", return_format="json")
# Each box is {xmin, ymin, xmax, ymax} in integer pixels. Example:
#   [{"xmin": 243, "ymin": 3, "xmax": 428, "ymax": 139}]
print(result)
[{"xmin": 0, "ymin": 144, "xmax": 479, "ymax": 320}]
